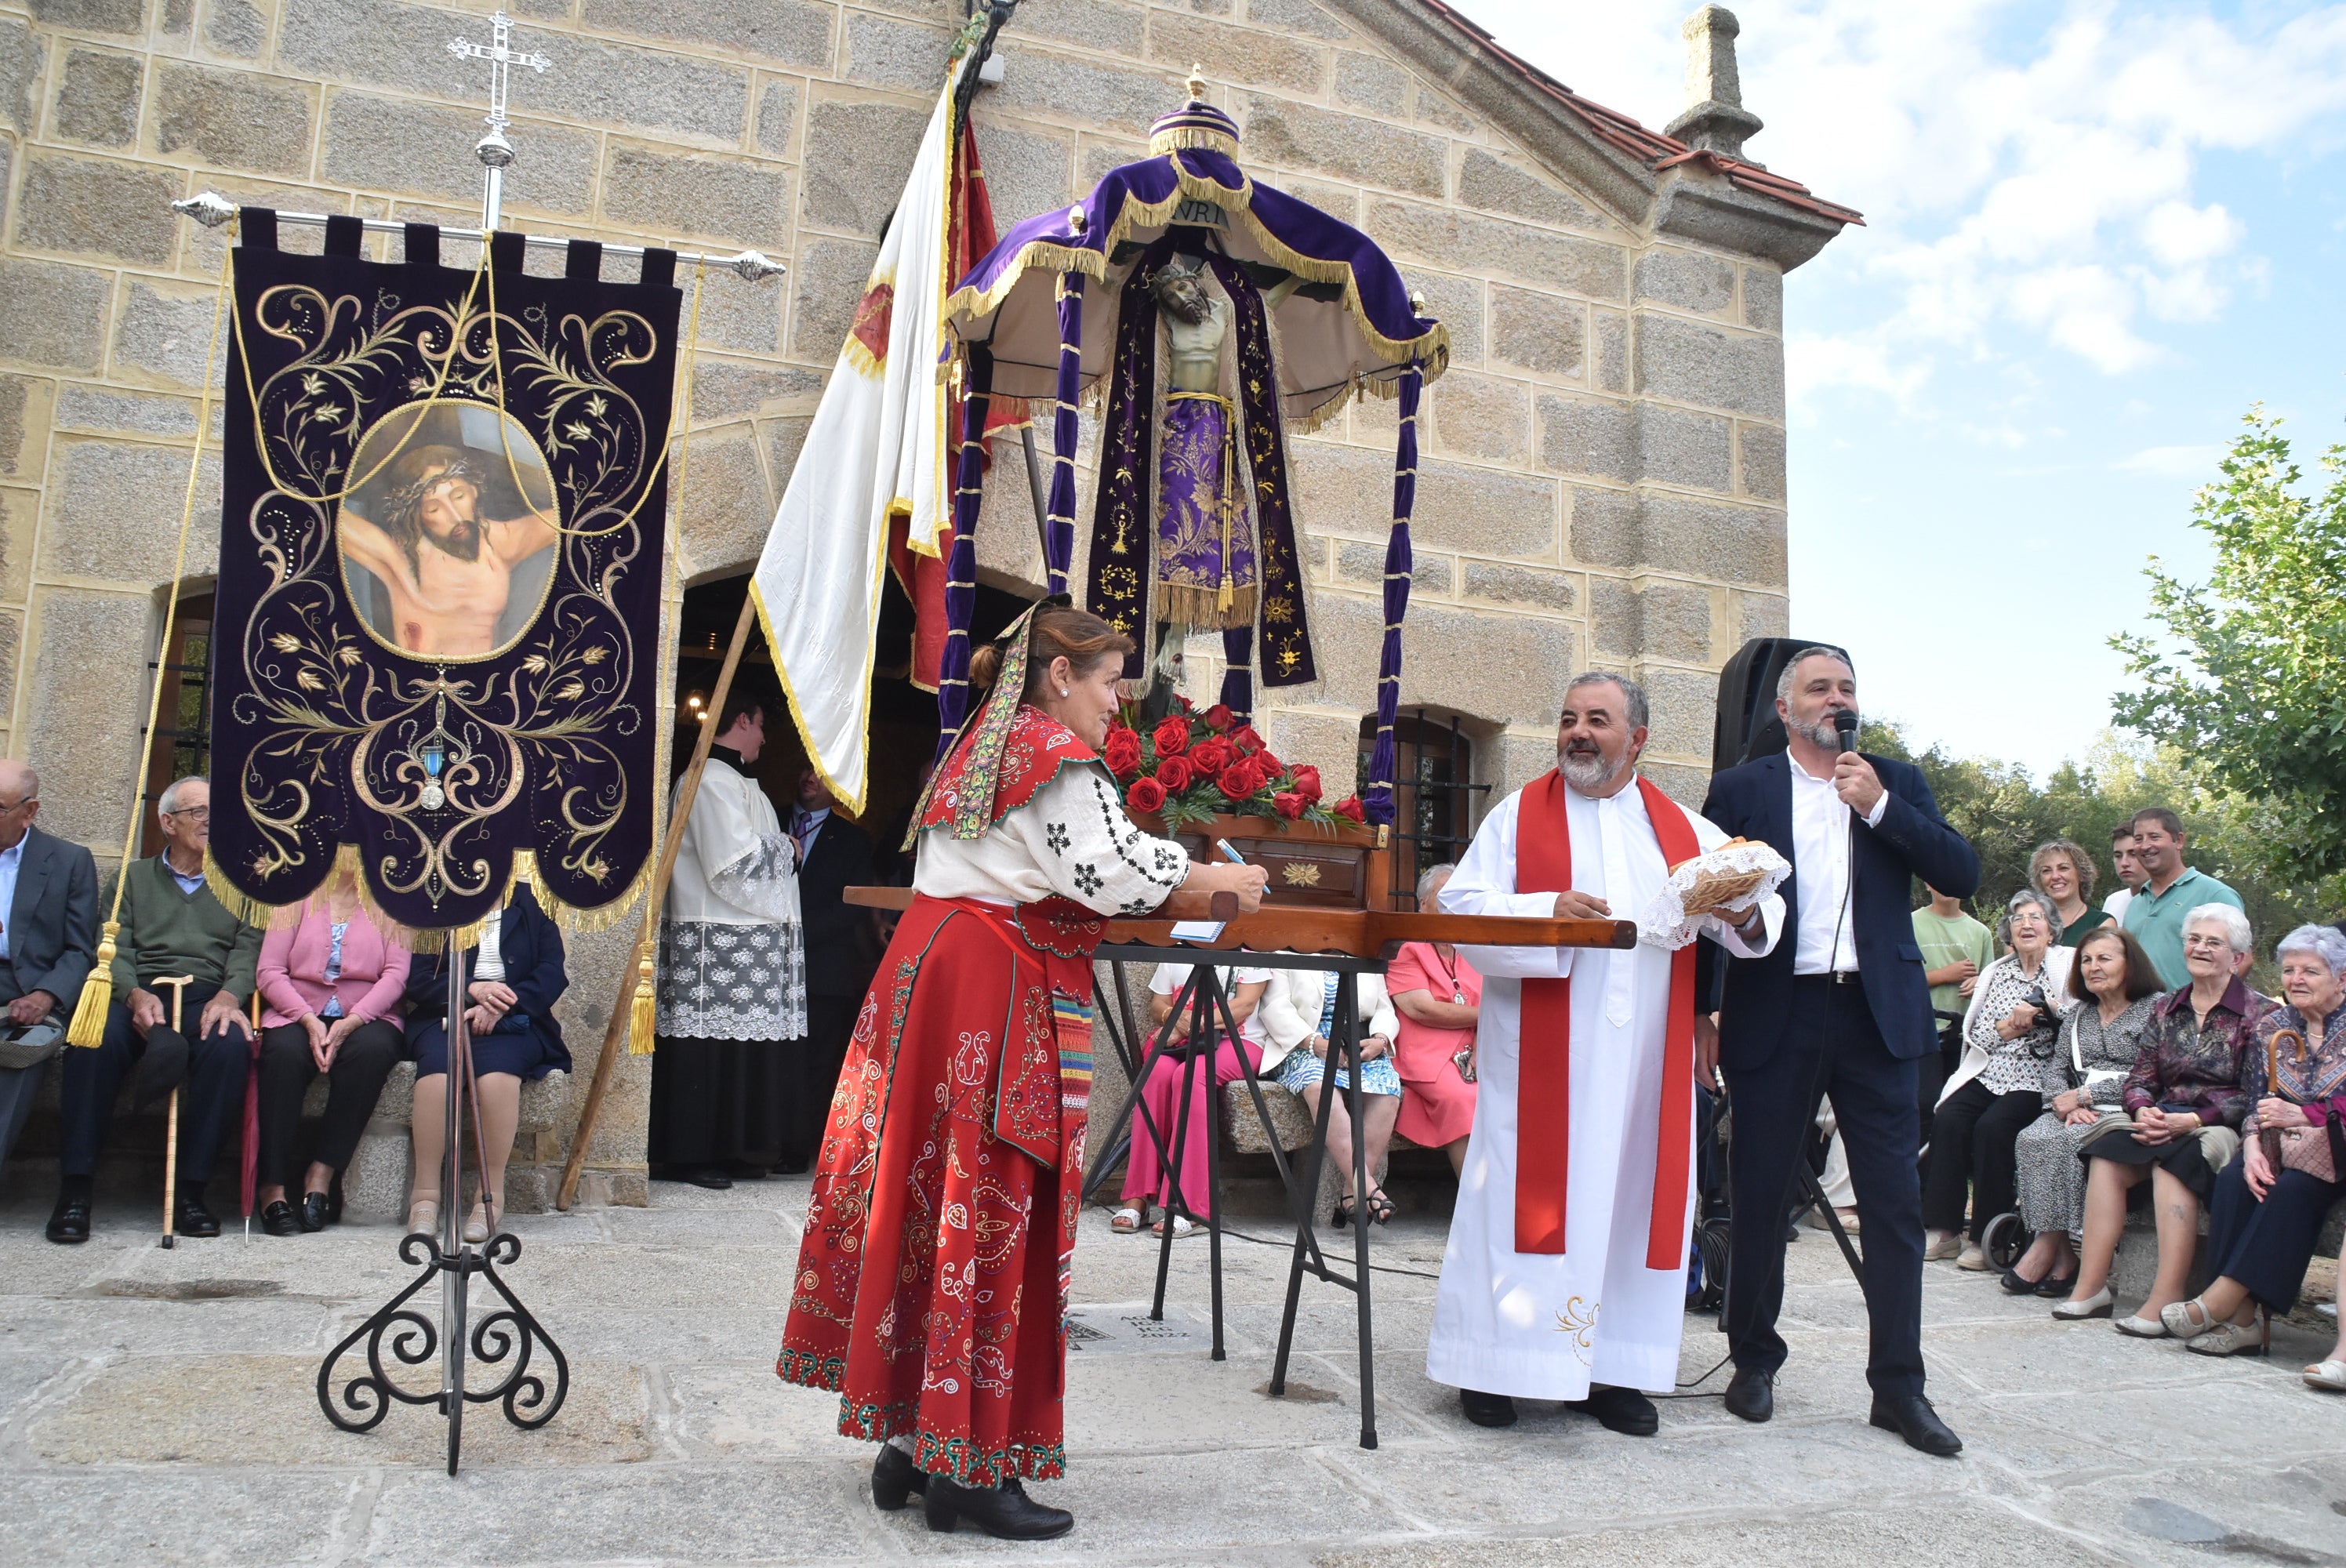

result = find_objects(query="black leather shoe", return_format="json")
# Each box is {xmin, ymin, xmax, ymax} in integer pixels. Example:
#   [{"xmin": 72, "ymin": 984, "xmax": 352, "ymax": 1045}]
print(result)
[
  {"xmin": 872, "ymin": 1444, "xmax": 928, "ymax": 1511},
  {"xmin": 1570, "ymin": 1385, "xmax": 1658, "ymax": 1436},
  {"xmin": 922, "ymin": 1475, "xmax": 1073, "ymax": 1540},
  {"xmin": 1998, "ymin": 1265, "xmax": 2039, "ymax": 1296},
  {"xmin": 2033, "ymin": 1273, "xmax": 2076, "ymax": 1299},
  {"xmin": 45, "ymin": 1196, "xmax": 91, "ymax": 1245},
  {"xmin": 1869, "ymin": 1394, "xmax": 1963, "ymax": 1457},
  {"xmin": 1723, "ymin": 1365, "xmax": 1774, "ymax": 1423},
  {"xmin": 260, "ymin": 1200, "xmax": 302, "ymax": 1237},
  {"xmin": 176, "ymin": 1196, "xmax": 221, "ymax": 1238},
  {"xmin": 1459, "ymin": 1388, "xmax": 1517, "ymax": 1428},
  {"xmin": 299, "ymin": 1192, "xmax": 331, "ymax": 1232},
  {"xmin": 663, "ymin": 1166, "xmax": 732, "ymax": 1190}
]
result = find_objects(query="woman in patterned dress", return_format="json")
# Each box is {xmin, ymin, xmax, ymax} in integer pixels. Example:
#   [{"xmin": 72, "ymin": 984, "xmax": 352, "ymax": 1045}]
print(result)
[{"xmin": 777, "ymin": 607, "xmax": 1266, "ymax": 1541}]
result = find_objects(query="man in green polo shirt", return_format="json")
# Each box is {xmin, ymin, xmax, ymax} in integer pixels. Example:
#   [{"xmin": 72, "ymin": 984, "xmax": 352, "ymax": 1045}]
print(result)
[{"xmin": 2119, "ymin": 807, "xmax": 2244, "ymax": 990}]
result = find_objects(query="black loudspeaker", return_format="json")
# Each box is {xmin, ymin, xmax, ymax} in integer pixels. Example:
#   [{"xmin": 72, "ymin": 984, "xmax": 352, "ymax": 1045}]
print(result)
[{"xmin": 1710, "ymin": 637, "xmax": 1846, "ymax": 775}]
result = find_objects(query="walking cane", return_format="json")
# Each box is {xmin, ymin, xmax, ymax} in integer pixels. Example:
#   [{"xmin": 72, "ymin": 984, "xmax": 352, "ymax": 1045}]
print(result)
[{"xmin": 151, "ymin": 975, "xmax": 195, "ymax": 1250}]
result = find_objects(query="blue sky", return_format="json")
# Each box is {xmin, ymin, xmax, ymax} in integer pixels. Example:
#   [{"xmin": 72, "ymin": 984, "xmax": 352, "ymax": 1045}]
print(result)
[{"xmin": 1458, "ymin": 0, "xmax": 2346, "ymax": 778}]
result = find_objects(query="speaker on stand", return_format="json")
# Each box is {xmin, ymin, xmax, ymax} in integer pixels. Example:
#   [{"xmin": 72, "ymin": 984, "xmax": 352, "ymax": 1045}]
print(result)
[{"xmin": 1709, "ymin": 637, "xmax": 1847, "ymax": 775}]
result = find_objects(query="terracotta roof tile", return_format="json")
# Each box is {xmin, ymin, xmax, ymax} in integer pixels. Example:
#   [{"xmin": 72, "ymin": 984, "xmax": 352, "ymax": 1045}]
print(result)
[{"xmin": 1414, "ymin": 0, "xmax": 1865, "ymax": 229}]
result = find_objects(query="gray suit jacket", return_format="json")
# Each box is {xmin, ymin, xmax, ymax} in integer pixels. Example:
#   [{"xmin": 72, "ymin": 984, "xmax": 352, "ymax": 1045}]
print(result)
[{"xmin": 3, "ymin": 825, "xmax": 99, "ymax": 1014}]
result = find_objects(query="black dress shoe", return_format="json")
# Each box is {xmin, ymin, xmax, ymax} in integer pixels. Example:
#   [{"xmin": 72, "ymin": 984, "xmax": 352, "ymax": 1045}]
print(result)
[
  {"xmin": 1869, "ymin": 1394, "xmax": 1963, "ymax": 1457},
  {"xmin": 662, "ymin": 1166, "xmax": 732, "ymax": 1190},
  {"xmin": 872, "ymin": 1445, "xmax": 928, "ymax": 1511},
  {"xmin": 922, "ymin": 1475, "xmax": 1073, "ymax": 1540},
  {"xmin": 1723, "ymin": 1365, "xmax": 1774, "ymax": 1423},
  {"xmin": 1998, "ymin": 1265, "xmax": 2040, "ymax": 1296},
  {"xmin": 2033, "ymin": 1273, "xmax": 2076, "ymax": 1299},
  {"xmin": 1569, "ymin": 1385, "xmax": 1659, "ymax": 1436},
  {"xmin": 176, "ymin": 1196, "xmax": 221, "ymax": 1238},
  {"xmin": 260, "ymin": 1200, "xmax": 302, "ymax": 1237},
  {"xmin": 1459, "ymin": 1388, "xmax": 1517, "ymax": 1428},
  {"xmin": 299, "ymin": 1192, "xmax": 331, "ymax": 1232},
  {"xmin": 45, "ymin": 1196, "xmax": 91, "ymax": 1245}
]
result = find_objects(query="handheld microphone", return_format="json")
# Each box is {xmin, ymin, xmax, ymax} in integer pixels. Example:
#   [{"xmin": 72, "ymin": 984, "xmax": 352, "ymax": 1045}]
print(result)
[{"xmin": 1832, "ymin": 706, "xmax": 1860, "ymax": 757}]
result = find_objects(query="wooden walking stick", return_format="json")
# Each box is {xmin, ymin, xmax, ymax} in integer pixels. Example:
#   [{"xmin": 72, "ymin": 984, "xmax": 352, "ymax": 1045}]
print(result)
[
  {"xmin": 556, "ymin": 590, "xmax": 759, "ymax": 1210},
  {"xmin": 151, "ymin": 974, "xmax": 195, "ymax": 1249}
]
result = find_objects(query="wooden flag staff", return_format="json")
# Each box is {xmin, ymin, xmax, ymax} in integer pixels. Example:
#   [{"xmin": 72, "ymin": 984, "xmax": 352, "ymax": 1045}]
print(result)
[{"xmin": 556, "ymin": 590, "xmax": 757, "ymax": 1211}]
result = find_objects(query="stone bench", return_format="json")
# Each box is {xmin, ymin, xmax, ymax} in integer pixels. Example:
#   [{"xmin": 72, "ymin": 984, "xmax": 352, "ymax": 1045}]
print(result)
[
  {"xmin": 304, "ymin": 1062, "xmax": 572, "ymax": 1221},
  {"xmin": 2105, "ymin": 1181, "xmax": 2344, "ymax": 1301},
  {"xmin": 1223, "ymin": 1079, "xmax": 1424, "ymax": 1157}
]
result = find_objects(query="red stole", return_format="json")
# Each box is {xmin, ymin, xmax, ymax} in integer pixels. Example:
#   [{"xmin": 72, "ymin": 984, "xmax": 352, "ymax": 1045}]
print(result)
[{"xmin": 1514, "ymin": 770, "xmax": 1701, "ymax": 1267}]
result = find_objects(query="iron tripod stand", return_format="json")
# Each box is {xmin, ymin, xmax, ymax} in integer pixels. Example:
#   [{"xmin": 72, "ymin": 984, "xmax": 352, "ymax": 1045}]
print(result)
[{"xmin": 315, "ymin": 931, "xmax": 569, "ymax": 1472}]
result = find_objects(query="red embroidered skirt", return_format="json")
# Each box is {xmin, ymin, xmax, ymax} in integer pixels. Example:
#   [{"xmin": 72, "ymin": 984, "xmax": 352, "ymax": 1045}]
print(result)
[{"xmin": 777, "ymin": 893, "xmax": 1098, "ymax": 1485}]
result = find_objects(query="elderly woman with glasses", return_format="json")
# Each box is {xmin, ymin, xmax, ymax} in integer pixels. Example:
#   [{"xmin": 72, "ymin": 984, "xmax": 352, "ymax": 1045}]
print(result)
[
  {"xmin": 2068, "ymin": 903, "xmax": 2268, "ymax": 1336},
  {"xmin": 2156, "ymin": 925, "xmax": 2346, "ymax": 1373},
  {"xmin": 1924, "ymin": 887, "xmax": 2077, "ymax": 1270}
]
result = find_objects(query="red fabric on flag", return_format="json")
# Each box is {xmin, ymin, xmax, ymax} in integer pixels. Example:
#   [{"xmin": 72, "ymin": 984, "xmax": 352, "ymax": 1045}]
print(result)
[{"xmin": 1513, "ymin": 771, "xmax": 1702, "ymax": 1265}]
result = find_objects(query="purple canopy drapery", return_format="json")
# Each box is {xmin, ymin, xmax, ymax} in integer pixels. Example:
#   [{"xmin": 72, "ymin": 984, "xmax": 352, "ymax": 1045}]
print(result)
[{"xmin": 942, "ymin": 92, "xmax": 1450, "ymax": 825}]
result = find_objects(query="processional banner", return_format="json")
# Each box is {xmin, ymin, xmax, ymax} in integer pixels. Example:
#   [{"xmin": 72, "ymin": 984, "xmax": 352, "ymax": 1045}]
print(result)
[{"xmin": 208, "ymin": 216, "xmax": 682, "ymax": 939}]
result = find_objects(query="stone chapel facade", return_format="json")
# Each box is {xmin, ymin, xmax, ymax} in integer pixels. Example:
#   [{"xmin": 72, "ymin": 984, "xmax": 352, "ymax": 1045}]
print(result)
[{"xmin": 0, "ymin": 0, "xmax": 1851, "ymax": 1203}]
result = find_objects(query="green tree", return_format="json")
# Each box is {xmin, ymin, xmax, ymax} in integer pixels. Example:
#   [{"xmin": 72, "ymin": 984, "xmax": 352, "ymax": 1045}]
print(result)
[{"xmin": 2112, "ymin": 408, "xmax": 2346, "ymax": 887}]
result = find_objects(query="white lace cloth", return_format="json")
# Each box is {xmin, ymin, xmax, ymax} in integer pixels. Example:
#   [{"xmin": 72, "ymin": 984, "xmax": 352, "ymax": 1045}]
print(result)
[{"xmin": 1635, "ymin": 840, "xmax": 1792, "ymax": 951}]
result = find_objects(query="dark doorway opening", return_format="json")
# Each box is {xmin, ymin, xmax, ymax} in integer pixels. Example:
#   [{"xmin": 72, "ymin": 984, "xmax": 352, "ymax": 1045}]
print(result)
[
  {"xmin": 139, "ymin": 590, "xmax": 215, "ymax": 858},
  {"xmin": 671, "ymin": 568, "xmax": 1037, "ymax": 858}
]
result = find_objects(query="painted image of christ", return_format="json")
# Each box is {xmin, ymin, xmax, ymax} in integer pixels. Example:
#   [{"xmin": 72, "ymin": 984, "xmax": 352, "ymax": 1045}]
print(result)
[{"xmin": 339, "ymin": 405, "xmax": 561, "ymax": 659}]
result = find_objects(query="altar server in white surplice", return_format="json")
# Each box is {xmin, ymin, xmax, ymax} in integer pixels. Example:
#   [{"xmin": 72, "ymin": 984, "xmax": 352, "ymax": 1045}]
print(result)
[{"xmin": 1427, "ymin": 673, "xmax": 1783, "ymax": 1436}]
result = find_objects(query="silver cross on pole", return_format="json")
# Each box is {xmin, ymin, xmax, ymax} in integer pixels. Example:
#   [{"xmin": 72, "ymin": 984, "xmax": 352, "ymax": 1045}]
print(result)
[{"xmin": 448, "ymin": 10, "xmax": 552, "ymax": 231}]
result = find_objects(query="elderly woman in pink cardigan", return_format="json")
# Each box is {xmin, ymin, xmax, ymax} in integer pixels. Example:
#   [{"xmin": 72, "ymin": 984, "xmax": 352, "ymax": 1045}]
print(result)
[{"xmin": 252, "ymin": 869, "xmax": 411, "ymax": 1235}]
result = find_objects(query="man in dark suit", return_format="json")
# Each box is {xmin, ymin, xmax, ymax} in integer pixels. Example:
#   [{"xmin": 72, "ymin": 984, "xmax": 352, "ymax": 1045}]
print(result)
[
  {"xmin": 0, "ymin": 760, "xmax": 100, "ymax": 1177},
  {"xmin": 1695, "ymin": 647, "xmax": 1980, "ymax": 1456},
  {"xmin": 785, "ymin": 766, "xmax": 877, "ymax": 1172}
]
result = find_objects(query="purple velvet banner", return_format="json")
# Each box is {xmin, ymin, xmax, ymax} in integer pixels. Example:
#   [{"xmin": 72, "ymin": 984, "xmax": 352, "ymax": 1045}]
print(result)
[
  {"xmin": 1046, "ymin": 273, "xmax": 1084, "ymax": 594},
  {"xmin": 1083, "ymin": 240, "xmax": 1170, "ymax": 677},
  {"xmin": 935, "ymin": 347, "xmax": 992, "ymax": 762},
  {"xmin": 1202, "ymin": 252, "xmax": 1315, "ymax": 688},
  {"xmin": 1364, "ymin": 361, "xmax": 1424, "ymax": 828},
  {"xmin": 1220, "ymin": 624, "xmax": 1255, "ymax": 724}
]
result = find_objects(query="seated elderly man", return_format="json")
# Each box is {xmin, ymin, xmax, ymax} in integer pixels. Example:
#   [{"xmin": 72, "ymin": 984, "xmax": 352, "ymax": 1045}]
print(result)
[
  {"xmin": 0, "ymin": 760, "xmax": 100, "ymax": 1175},
  {"xmin": 48, "ymin": 777, "xmax": 259, "ymax": 1244}
]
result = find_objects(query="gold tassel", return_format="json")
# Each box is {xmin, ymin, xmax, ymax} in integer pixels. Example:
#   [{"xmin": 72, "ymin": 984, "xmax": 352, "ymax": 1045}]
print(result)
[
  {"xmin": 626, "ymin": 953, "xmax": 658, "ymax": 1055},
  {"xmin": 67, "ymin": 922, "xmax": 119, "ymax": 1047}
]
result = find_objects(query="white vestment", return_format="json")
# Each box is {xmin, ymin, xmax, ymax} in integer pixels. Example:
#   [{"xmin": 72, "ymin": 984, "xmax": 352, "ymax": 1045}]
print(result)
[
  {"xmin": 1425, "ymin": 776, "xmax": 1783, "ymax": 1399},
  {"xmin": 657, "ymin": 756, "xmax": 808, "ymax": 1040}
]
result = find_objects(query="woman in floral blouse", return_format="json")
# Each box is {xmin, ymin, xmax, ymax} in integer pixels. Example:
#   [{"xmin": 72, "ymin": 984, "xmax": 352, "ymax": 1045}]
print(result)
[
  {"xmin": 2071, "ymin": 904, "xmax": 2268, "ymax": 1336},
  {"xmin": 1924, "ymin": 889, "xmax": 2077, "ymax": 1270}
]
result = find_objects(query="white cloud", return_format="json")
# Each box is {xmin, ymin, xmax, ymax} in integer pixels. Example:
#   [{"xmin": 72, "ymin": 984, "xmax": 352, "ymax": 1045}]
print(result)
[
  {"xmin": 2115, "ymin": 443, "xmax": 2224, "ymax": 475},
  {"xmin": 1458, "ymin": 1, "xmax": 2346, "ymax": 389}
]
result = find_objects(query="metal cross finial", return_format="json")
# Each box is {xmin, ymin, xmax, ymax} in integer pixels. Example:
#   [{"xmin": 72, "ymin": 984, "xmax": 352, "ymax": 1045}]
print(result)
[{"xmin": 448, "ymin": 10, "xmax": 552, "ymax": 230}]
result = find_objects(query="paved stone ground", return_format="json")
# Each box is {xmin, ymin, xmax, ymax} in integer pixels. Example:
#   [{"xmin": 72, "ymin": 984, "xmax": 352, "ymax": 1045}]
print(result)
[{"xmin": 2, "ymin": 1175, "xmax": 2343, "ymax": 1568}]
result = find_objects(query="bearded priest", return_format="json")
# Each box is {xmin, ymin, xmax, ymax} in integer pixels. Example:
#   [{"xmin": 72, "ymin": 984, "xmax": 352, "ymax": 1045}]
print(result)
[{"xmin": 1426, "ymin": 672, "xmax": 1784, "ymax": 1436}]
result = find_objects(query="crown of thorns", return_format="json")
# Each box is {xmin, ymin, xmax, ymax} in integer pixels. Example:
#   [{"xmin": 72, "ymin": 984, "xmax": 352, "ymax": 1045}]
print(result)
[{"xmin": 382, "ymin": 452, "xmax": 488, "ymax": 530}]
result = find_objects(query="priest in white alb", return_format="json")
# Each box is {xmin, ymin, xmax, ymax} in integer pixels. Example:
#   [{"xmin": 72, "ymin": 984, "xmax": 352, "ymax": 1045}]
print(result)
[{"xmin": 1427, "ymin": 672, "xmax": 1785, "ymax": 1436}]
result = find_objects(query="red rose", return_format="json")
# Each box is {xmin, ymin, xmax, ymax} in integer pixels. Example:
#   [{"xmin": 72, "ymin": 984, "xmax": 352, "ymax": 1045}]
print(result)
[
  {"xmin": 1217, "ymin": 760, "xmax": 1259, "ymax": 800},
  {"xmin": 1102, "ymin": 726, "xmax": 1142, "ymax": 778},
  {"xmin": 1125, "ymin": 776, "xmax": 1166, "ymax": 813},
  {"xmin": 1232, "ymin": 725, "xmax": 1265, "ymax": 753},
  {"xmin": 1189, "ymin": 736, "xmax": 1236, "ymax": 775},
  {"xmin": 1273, "ymin": 791, "xmax": 1306, "ymax": 820},
  {"xmin": 1204, "ymin": 703, "xmax": 1234, "ymax": 732},
  {"xmin": 1291, "ymin": 764, "xmax": 1324, "ymax": 803},
  {"xmin": 1154, "ymin": 754, "xmax": 1194, "ymax": 793},
  {"xmin": 1150, "ymin": 717, "xmax": 1191, "ymax": 758},
  {"xmin": 1333, "ymin": 794, "xmax": 1366, "ymax": 824},
  {"xmin": 1255, "ymin": 750, "xmax": 1283, "ymax": 779}
]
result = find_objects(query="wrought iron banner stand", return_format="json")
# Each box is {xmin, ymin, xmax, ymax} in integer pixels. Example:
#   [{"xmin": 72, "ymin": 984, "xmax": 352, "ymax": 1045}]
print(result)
[{"xmin": 317, "ymin": 936, "xmax": 568, "ymax": 1474}]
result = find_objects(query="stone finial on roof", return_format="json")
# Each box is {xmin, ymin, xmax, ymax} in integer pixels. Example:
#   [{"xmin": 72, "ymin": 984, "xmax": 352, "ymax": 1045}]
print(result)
[{"xmin": 1665, "ymin": 5, "xmax": 1765, "ymax": 162}]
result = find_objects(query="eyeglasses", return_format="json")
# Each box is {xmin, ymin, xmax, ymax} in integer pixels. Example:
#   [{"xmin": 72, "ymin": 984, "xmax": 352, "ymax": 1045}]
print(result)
[
  {"xmin": 0, "ymin": 796, "xmax": 32, "ymax": 814},
  {"xmin": 162, "ymin": 805, "xmax": 212, "ymax": 822},
  {"xmin": 2181, "ymin": 935, "xmax": 2229, "ymax": 951}
]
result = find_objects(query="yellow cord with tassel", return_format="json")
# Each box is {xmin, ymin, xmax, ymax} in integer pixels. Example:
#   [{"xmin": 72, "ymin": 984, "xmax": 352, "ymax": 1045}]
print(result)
[
  {"xmin": 626, "ymin": 949, "xmax": 659, "ymax": 1056},
  {"xmin": 68, "ymin": 233, "xmax": 235, "ymax": 1047}
]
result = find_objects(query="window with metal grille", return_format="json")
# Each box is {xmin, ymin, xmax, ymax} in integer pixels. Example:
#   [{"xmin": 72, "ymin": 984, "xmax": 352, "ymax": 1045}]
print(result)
[{"xmin": 1356, "ymin": 710, "xmax": 1486, "ymax": 909}]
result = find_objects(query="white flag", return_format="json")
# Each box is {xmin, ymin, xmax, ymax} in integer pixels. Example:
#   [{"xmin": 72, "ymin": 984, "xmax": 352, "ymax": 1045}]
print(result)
[{"xmin": 750, "ymin": 69, "xmax": 965, "ymax": 815}]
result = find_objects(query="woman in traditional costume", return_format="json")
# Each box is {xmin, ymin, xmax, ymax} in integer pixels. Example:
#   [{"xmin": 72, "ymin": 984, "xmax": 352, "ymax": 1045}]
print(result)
[{"xmin": 777, "ymin": 605, "xmax": 1266, "ymax": 1541}]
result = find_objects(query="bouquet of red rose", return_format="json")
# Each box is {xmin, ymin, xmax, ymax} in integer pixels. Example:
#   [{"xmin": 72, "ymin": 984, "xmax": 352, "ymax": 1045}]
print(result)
[{"xmin": 1101, "ymin": 697, "xmax": 1366, "ymax": 831}]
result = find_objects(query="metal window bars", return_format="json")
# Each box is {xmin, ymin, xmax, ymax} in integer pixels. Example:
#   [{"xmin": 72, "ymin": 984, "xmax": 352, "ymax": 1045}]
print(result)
[{"xmin": 1357, "ymin": 709, "xmax": 1487, "ymax": 909}]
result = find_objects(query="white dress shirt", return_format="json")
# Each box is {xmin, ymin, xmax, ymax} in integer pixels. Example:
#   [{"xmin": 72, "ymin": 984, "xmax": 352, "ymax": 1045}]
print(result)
[
  {"xmin": 1789, "ymin": 756, "xmax": 1888, "ymax": 975},
  {"xmin": 0, "ymin": 836, "xmax": 21, "ymax": 960}
]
